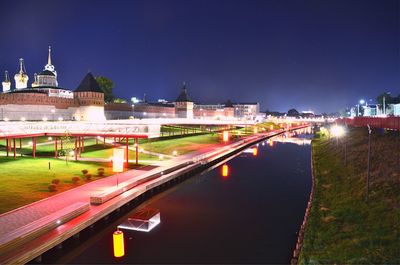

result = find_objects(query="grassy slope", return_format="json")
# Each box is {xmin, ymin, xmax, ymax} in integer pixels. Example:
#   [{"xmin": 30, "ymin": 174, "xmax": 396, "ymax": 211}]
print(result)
[
  {"xmin": 300, "ymin": 128, "xmax": 400, "ymax": 264},
  {"xmin": 140, "ymin": 133, "xmax": 221, "ymax": 155},
  {"xmin": 0, "ymin": 157, "xmax": 113, "ymax": 213}
]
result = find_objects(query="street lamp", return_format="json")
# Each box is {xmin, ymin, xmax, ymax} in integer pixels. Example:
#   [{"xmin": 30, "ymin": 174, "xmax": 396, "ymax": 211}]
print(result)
[
  {"xmin": 366, "ymin": 124, "xmax": 372, "ymax": 202},
  {"xmin": 330, "ymin": 124, "xmax": 345, "ymax": 147}
]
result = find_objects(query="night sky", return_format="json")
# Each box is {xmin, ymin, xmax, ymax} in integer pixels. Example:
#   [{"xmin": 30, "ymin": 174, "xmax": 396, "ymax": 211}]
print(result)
[{"xmin": 0, "ymin": 0, "xmax": 398, "ymax": 113}]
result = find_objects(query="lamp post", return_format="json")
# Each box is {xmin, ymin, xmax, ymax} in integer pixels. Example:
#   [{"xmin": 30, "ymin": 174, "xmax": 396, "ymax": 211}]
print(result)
[{"xmin": 365, "ymin": 124, "xmax": 371, "ymax": 202}]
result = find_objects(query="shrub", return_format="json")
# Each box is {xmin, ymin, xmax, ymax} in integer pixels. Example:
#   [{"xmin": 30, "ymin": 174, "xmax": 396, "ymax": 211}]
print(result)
[
  {"xmin": 72, "ymin": 176, "xmax": 80, "ymax": 184},
  {"xmin": 52, "ymin": 179, "xmax": 60, "ymax": 185},
  {"xmin": 85, "ymin": 174, "xmax": 92, "ymax": 181},
  {"xmin": 98, "ymin": 168, "xmax": 105, "ymax": 176},
  {"xmin": 48, "ymin": 184, "xmax": 57, "ymax": 192},
  {"xmin": 81, "ymin": 169, "xmax": 89, "ymax": 175}
]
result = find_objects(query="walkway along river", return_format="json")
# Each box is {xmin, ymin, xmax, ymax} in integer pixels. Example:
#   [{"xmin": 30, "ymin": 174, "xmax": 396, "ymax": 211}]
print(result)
[{"xmin": 40, "ymin": 133, "xmax": 313, "ymax": 264}]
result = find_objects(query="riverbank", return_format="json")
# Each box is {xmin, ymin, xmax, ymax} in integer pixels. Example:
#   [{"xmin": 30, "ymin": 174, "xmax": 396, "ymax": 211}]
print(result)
[{"xmin": 300, "ymin": 127, "xmax": 400, "ymax": 263}]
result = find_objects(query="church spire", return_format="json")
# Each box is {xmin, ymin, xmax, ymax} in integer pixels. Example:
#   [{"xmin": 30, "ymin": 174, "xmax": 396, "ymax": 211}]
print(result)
[
  {"xmin": 19, "ymin": 58, "xmax": 25, "ymax": 74},
  {"xmin": 4, "ymin": 70, "xmax": 9, "ymax": 82},
  {"xmin": 2, "ymin": 70, "xmax": 11, "ymax": 92},
  {"xmin": 48, "ymin": 45, "xmax": 52, "ymax": 65},
  {"xmin": 44, "ymin": 45, "xmax": 57, "ymax": 77}
]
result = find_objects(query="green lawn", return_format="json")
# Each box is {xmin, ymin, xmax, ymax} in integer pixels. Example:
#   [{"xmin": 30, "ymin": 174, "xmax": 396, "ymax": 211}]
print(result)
[
  {"xmin": 81, "ymin": 146, "xmax": 160, "ymax": 160},
  {"xmin": 0, "ymin": 156, "xmax": 114, "ymax": 214},
  {"xmin": 140, "ymin": 133, "xmax": 221, "ymax": 155},
  {"xmin": 299, "ymin": 128, "xmax": 400, "ymax": 264}
]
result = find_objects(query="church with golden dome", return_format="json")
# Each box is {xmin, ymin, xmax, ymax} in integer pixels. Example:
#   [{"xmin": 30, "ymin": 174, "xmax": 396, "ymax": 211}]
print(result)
[{"xmin": 0, "ymin": 46, "xmax": 105, "ymax": 121}]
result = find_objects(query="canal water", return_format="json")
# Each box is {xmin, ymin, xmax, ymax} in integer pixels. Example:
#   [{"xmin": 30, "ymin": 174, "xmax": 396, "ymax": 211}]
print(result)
[{"xmin": 50, "ymin": 133, "xmax": 312, "ymax": 264}]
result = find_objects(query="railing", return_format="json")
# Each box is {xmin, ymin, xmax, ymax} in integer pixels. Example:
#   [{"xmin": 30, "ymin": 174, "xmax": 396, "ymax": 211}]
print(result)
[{"xmin": 337, "ymin": 117, "xmax": 400, "ymax": 130}]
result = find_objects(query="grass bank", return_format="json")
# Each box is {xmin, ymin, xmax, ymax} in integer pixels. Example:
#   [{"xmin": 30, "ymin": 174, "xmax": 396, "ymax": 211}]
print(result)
[
  {"xmin": 0, "ymin": 157, "xmax": 114, "ymax": 214},
  {"xmin": 300, "ymin": 127, "xmax": 400, "ymax": 264}
]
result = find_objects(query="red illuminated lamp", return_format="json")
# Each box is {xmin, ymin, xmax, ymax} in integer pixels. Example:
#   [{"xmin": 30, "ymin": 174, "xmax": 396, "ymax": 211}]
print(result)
[
  {"xmin": 222, "ymin": 131, "xmax": 229, "ymax": 142},
  {"xmin": 222, "ymin": 164, "xmax": 229, "ymax": 177}
]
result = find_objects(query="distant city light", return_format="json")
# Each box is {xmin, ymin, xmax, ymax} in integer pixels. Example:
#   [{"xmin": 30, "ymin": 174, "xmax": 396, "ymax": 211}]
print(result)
[{"xmin": 131, "ymin": 97, "xmax": 140, "ymax": 104}]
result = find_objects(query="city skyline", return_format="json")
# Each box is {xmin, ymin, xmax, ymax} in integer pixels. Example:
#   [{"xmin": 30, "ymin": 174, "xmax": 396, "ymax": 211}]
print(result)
[{"xmin": 0, "ymin": 0, "xmax": 398, "ymax": 113}]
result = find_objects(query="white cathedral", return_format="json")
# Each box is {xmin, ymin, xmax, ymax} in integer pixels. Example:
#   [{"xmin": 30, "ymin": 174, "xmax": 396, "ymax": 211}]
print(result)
[{"xmin": 2, "ymin": 46, "xmax": 72, "ymax": 98}]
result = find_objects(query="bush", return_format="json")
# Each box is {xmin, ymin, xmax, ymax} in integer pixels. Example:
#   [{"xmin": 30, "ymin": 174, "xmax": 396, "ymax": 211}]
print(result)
[
  {"xmin": 48, "ymin": 184, "xmax": 57, "ymax": 192},
  {"xmin": 98, "ymin": 168, "xmax": 105, "ymax": 176},
  {"xmin": 72, "ymin": 176, "xmax": 80, "ymax": 184},
  {"xmin": 85, "ymin": 174, "xmax": 92, "ymax": 181},
  {"xmin": 52, "ymin": 179, "xmax": 60, "ymax": 185},
  {"xmin": 81, "ymin": 169, "xmax": 89, "ymax": 175}
]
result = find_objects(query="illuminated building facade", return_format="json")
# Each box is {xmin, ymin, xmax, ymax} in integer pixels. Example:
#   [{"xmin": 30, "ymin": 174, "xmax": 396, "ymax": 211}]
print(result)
[{"xmin": 1, "ymin": 47, "xmax": 105, "ymax": 121}]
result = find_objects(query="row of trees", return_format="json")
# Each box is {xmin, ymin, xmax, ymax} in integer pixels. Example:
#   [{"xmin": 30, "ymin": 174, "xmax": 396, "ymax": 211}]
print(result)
[{"xmin": 376, "ymin": 92, "xmax": 400, "ymax": 106}]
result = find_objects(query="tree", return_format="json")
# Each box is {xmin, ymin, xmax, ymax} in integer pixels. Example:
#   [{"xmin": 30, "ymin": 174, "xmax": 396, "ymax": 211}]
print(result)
[
  {"xmin": 95, "ymin": 76, "xmax": 114, "ymax": 103},
  {"xmin": 113, "ymin": 98, "xmax": 127, "ymax": 103},
  {"xmin": 61, "ymin": 131, "xmax": 73, "ymax": 165},
  {"xmin": 287, "ymin": 108, "xmax": 299, "ymax": 117}
]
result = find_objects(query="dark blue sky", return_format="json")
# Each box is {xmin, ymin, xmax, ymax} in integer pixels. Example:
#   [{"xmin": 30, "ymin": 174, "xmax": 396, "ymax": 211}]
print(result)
[{"xmin": 0, "ymin": 0, "xmax": 398, "ymax": 113}]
